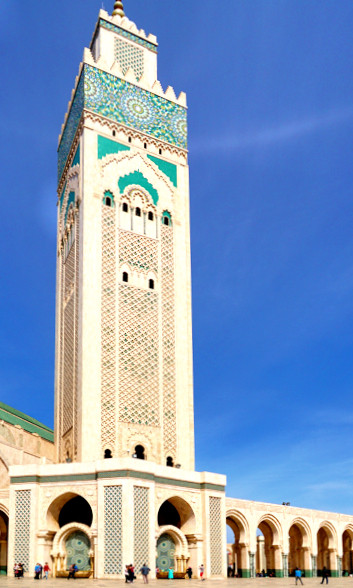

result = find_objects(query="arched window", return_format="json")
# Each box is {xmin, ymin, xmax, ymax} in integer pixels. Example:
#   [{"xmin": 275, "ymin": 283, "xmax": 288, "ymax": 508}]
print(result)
[
  {"xmin": 122, "ymin": 202, "xmax": 128, "ymax": 213},
  {"xmin": 103, "ymin": 191, "xmax": 114, "ymax": 207},
  {"xmin": 133, "ymin": 445, "xmax": 145, "ymax": 460},
  {"xmin": 104, "ymin": 449, "xmax": 112, "ymax": 459},
  {"xmin": 135, "ymin": 207, "xmax": 141, "ymax": 217},
  {"xmin": 148, "ymin": 211, "xmax": 154, "ymax": 221},
  {"xmin": 166, "ymin": 456, "xmax": 174, "ymax": 467},
  {"xmin": 163, "ymin": 216, "xmax": 170, "ymax": 226},
  {"xmin": 149, "ymin": 279, "xmax": 155, "ymax": 290},
  {"xmin": 122, "ymin": 272, "xmax": 129, "ymax": 283}
]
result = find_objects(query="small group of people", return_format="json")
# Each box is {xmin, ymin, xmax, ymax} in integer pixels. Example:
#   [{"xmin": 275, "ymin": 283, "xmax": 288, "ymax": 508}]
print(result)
[
  {"xmin": 34, "ymin": 562, "xmax": 50, "ymax": 580},
  {"xmin": 13, "ymin": 563, "xmax": 24, "ymax": 579},
  {"xmin": 125, "ymin": 563, "xmax": 151, "ymax": 583},
  {"xmin": 295, "ymin": 566, "xmax": 330, "ymax": 585}
]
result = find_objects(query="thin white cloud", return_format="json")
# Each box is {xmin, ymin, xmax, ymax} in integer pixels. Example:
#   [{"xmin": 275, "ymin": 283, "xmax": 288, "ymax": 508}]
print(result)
[{"xmin": 191, "ymin": 107, "xmax": 353, "ymax": 154}]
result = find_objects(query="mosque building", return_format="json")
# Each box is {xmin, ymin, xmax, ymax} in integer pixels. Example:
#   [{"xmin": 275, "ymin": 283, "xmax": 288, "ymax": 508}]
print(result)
[{"xmin": 1, "ymin": 0, "xmax": 353, "ymax": 579}]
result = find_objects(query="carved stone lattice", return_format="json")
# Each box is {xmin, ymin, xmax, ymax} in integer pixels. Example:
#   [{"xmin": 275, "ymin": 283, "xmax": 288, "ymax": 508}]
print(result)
[
  {"xmin": 58, "ymin": 212, "xmax": 79, "ymax": 459},
  {"xmin": 161, "ymin": 225, "xmax": 176, "ymax": 456},
  {"xmin": 209, "ymin": 497, "xmax": 222, "ymax": 576},
  {"xmin": 118, "ymin": 284, "xmax": 159, "ymax": 426},
  {"xmin": 104, "ymin": 486, "xmax": 123, "ymax": 574},
  {"xmin": 119, "ymin": 230, "xmax": 158, "ymax": 274},
  {"xmin": 134, "ymin": 486, "xmax": 150, "ymax": 570},
  {"xmin": 14, "ymin": 490, "xmax": 31, "ymax": 570},
  {"xmin": 74, "ymin": 214, "xmax": 80, "ymax": 458},
  {"xmin": 115, "ymin": 37, "xmax": 144, "ymax": 80},
  {"xmin": 63, "ymin": 244, "xmax": 75, "ymax": 435},
  {"xmin": 101, "ymin": 205, "xmax": 117, "ymax": 452}
]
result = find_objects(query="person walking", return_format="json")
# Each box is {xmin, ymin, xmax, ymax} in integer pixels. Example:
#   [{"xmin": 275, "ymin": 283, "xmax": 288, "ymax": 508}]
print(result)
[
  {"xmin": 140, "ymin": 564, "xmax": 150, "ymax": 584},
  {"xmin": 295, "ymin": 567, "xmax": 303, "ymax": 585},
  {"xmin": 199, "ymin": 564, "xmax": 205, "ymax": 581},
  {"xmin": 43, "ymin": 562, "xmax": 50, "ymax": 580},
  {"xmin": 34, "ymin": 563, "xmax": 41, "ymax": 580},
  {"xmin": 186, "ymin": 567, "xmax": 192, "ymax": 579},
  {"xmin": 321, "ymin": 567, "xmax": 329, "ymax": 584}
]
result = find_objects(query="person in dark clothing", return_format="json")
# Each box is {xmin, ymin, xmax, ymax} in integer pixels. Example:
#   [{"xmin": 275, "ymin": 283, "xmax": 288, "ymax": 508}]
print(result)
[
  {"xmin": 321, "ymin": 567, "xmax": 329, "ymax": 584},
  {"xmin": 186, "ymin": 567, "xmax": 192, "ymax": 579}
]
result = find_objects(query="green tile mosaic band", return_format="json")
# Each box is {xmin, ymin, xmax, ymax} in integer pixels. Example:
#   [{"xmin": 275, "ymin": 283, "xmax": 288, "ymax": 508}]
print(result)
[
  {"xmin": 99, "ymin": 18, "xmax": 158, "ymax": 53},
  {"xmin": 58, "ymin": 65, "xmax": 187, "ymax": 183}
]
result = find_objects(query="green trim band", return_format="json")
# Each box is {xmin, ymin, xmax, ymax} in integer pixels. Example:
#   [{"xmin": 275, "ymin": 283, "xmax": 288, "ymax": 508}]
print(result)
[
  {"xmin": 11, "ymin": 469, "xmax": 225, "ymax": 492},
  {"xmin": 99, "ymin": 18, "xmax": 158, "ymax": 53}
]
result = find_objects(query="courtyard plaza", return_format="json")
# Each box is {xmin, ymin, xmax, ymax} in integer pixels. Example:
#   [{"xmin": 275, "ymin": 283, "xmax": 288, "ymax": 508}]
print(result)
[{"xmin": 0, "ymin": 580, "xmax": 352, "ymax": 588}]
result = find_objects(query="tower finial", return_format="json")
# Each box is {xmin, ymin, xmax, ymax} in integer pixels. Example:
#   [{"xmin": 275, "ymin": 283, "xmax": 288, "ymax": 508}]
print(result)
[{"xmin": 112, "ymin": 0, "xmax": 125, "ymax": 17}]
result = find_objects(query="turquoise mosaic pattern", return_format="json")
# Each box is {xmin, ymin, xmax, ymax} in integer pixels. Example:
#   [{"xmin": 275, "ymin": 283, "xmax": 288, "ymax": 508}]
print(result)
[
  {"xmin": 98, "ymin": 135, "xmax": 130, "ymax": 159},
  {"xmin": 66, "ymin": 531, "xmax": 91, "ymax": 571},
  {"xmin": 58, "ymin": 73, "xmax": 84, "ymax": 182},
  {"xmin": 99, "ymin": 18, "xmax": 157, "ymax": 53},
  {"xmin": 71, "ymin": 144, "xmax": 80, "ymax": 167},
  {"xmin": 156, "ymin": 534, "xmax": 175, "ymax": 571},
  {"xmin": 147, "ymin": 155, "xmax": 177, "ymax": 187},
  {"xmin": 118, "ymin": 170, "xmax": 159, "ymax": 204},
  {"xmin": 84, "ymin": 65, "xmax": 187, "ymax": 150},
  {"xmin": 58, "ymin": 64, "xmax": 187, "ymax": 184}
]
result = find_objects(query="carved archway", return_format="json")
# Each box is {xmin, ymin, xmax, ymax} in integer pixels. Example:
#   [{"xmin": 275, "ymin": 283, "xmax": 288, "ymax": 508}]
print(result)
[
  {"xmin": 226, "ymin": 509, "xmax": 250, "ymax": 576},
  {"xmin": 257, "ymin": 514, "xmax": 283, "ymax": 576}
]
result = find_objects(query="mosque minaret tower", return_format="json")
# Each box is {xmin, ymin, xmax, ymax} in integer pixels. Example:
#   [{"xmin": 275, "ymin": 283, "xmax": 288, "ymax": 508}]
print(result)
[
  {"xmin": 5, "ymin": 1, "xmax": 353, "ymax": 581},
  {"xmin": 54, "ymin": 0, "xmax": 194, "ymax": 469}
]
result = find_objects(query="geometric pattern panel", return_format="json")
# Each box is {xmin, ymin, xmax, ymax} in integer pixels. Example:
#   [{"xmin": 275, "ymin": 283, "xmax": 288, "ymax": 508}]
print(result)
[
  {"xmin": 161, "ymin": 225, "xmax": 176, "ymax": 456},
  {"xmin": 58, "ymin": 63, "xmax": 187, "ymax": 182},
  {"xmin": 209, "ymin": 497, "xmax": 222, "ymax": 576},
  {"xmin": 104, "ymin": 486, "xmax": 123, "ymax": 574},
  {"xmin": 134, "ymin": 487, "xmax": 149, "ymax": 570},
  {"xmin": 14, "ymin": 490, "xmax": 31, "ymax": 571},
  {"xmin": 119, "ymin": 230, "xmax": 158, "ymax": 274},
  {"xmin": 63, "ymin": 291, "xmax": 74, "ymax": 435},
  {"xmin": 101, "ymin": 205, "xmax": 117, "ymax": 453},
  {"xmin": 115, "ymin": 37, "xmax": 144, "ymax": 80},
  {"xmin": 66, "ymin": 531, "xmax": 91, "ymax": 571},
  {"xmin": 58, "ymin": 73, "xmax": 84, "ymax": 182},
  {"xmin": 118, "ymin": 284, "xmax": 159, "ymax": 427},
  {"xmin": 84, "ymin": 65, "xmax": 187, "ymax": 148},
  {"xmin": 156, "ymin": 534, "xmax": 175, "ymax": 572}
]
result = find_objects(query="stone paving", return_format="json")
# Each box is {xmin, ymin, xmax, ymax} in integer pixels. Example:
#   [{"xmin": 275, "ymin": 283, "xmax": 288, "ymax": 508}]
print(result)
[{"xmin": 0, "ymin": 579, "xmax": 352, "ymax": 588}]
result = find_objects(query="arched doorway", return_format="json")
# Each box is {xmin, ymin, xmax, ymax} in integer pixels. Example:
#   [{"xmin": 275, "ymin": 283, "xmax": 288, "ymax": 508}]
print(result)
[
  {"xmin": 317, "ymin": 523, "xmax": 337, "ymax": 577},
  {"xmin": 156, "ymin": 497, "xmax": 194, "ymax": 577},
  {"xmin": 226, "ymin": 511, "xmax": 249, "ymax": 577},
  {"xmin": 47, "ymin": 493, "xmax": 94, "ymax": 578},
  {"xmin": 156, "ymin": 533, "xmax": 176, "ymax": 572},
  {"xmin": 256, "ymin": 516, "xmax": 283, "ymax": 577},
  {"xmin": 47, "ymin": 493, "xmax": 93, "ymax": 531},
  {"xmin": 288, "ymin": 521, "xmax": 312, "ymax": 576},
  {"xmin": 157, "ymin": 497, "xmax": 195, "ymax": 534},
  {"xmin": 342, "ymin": 528, "xmax": 353, "ymax": 575},
  {"xmin": 0, "ymin": 511, "xmax": 8, "ymax": 575}
]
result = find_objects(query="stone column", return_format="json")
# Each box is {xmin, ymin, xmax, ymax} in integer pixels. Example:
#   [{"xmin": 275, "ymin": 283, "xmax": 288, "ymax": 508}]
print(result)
[
  {"xmin": 282, "ymin": 554, "xmax": 289, "ymax": 577},
  {"xmin": 337, "ymin": 556, "xmax": 342, "ymax": 578},
  {"xmin": 249, "ymin": 552, "xmax": 256, "ymax": 578},
  {"xmin": 311, "ymin": 555, "xmax": 317, "ymax": 578}
]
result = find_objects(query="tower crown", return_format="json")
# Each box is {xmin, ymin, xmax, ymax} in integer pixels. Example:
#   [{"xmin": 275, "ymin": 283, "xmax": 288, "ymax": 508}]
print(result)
[{"xmin": 112, "ymin": 1, "xmax": 125, "ymax": 17}]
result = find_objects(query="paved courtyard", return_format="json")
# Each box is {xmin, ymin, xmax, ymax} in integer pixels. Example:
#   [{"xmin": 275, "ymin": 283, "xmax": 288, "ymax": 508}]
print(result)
[{"xmin": 0, "ymin": 579, "xmax": 352, "ymax": 588}]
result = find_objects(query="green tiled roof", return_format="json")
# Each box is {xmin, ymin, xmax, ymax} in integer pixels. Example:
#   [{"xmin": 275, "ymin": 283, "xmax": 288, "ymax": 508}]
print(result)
[{"xmin": 0, "ymin": 402, "xmax": 54, "ymax": 443}]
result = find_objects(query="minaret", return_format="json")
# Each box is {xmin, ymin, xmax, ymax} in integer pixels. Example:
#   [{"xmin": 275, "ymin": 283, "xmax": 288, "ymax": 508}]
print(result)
[{"xmin": 55, "ymin": 2, "xmax": 194, "ymax": 469}]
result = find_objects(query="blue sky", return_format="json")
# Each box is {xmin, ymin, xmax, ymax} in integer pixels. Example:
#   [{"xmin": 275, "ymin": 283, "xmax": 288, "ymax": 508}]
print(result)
[{"xmin": 2, "ymin": 0, "xmax": 353, "ymax": 515}]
